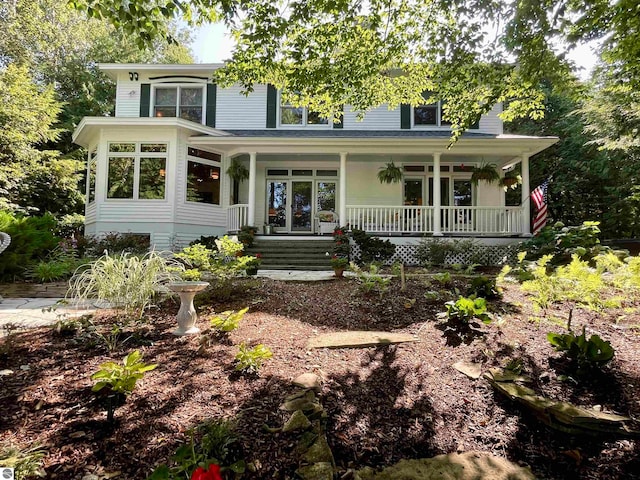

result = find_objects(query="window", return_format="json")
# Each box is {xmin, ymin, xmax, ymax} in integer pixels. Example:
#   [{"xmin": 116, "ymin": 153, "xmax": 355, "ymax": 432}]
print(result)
[
  {"xmin": 154, "ymin": 86, "xmax": 204, "ymax": 123},
  {"xmin": 279, "ymin": 94, "xmax": 329, "ymax": 126},
  {"xmin": 87, "ymin": 149, "xmax": 97, "ymax": 204},
  {"xmin": 107, "ymin": 143, "xmax": 167, "ymax": 200},
  {"xmin": 414, "ymin": 99, "xmax": 450, "ymax": 127},
  {"xmin": 186, "ymin": 148, "xmax": 221, "ymax": 205}
]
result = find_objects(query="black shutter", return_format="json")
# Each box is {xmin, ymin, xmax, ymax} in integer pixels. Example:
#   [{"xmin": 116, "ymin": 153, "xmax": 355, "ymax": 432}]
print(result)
[
  {"xmin": 206, "ymin": 84, "xmax": 217, "ymax": 127},
  {"xmin": 266, "ymin": 84, "xmax": 277, "ymax": 128},
  {"xmin": 140, "ymin": 84, "xmax": 150, "ymax": 117},
  {"xmin": 333, "ymin": 105, "xmax": 344, "ymax": 129},
  {"xmin": 470, "ymin": 116, "xmax": 480, "ymax": 129},
  {"xmin": 400, "ymin": 104, "xmax": 411, "ymax": 129}
]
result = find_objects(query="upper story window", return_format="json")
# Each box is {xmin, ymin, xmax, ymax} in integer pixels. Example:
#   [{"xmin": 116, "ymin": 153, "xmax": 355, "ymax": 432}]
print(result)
[
  {"xmin": 413, "ymin": 98, "xmax": 451, "ymax": 127},
  {"xmin": 279, "ymin": 92, "xmax": 329, "ymax": 127},
  {"xmin": 154, "ymin": 86, "xmax": 204, "ymax": 123}
]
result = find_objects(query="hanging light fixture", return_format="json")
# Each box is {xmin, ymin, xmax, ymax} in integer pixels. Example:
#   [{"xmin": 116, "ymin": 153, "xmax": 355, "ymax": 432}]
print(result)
[
  {"xmin": 159, "ymin": 169, "xmax": 166, "ymax": 177},
  {"xmin": 210, "ymin": 169, "xmax": 219, "ymax": 180}
]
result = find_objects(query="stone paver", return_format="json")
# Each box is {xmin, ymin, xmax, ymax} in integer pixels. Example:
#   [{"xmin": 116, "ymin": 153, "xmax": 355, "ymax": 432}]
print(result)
[
  {"xmin": 307, "ymin": 331, "xmax": 419, "ymax": 349},
  {"xmin": 0, "ymin": 298, "xmax": 98, "ymax": 334}
]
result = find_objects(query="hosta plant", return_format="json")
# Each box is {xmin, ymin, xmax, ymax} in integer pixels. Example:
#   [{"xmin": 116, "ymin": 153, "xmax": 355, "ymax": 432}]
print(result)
[
  {"xmin": 210, "ymin": 307, "xmax": 249, "ymax": 333},
  {"xmin": 234, "ymin": 343, "xmax": 272, "ymax": 374},
  {"xmin": 441, "ymin": 296, "xmax": 492, "ymax": 324},
  {"xmin": 547, "ymin": 327, "xmax": 614, "ymax": 370}
]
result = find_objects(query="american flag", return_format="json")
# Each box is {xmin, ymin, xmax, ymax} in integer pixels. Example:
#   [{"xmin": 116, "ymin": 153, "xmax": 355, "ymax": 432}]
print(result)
[{"xmin": 531, "ymin": 180, "xmax": 549, "ymax": 235}]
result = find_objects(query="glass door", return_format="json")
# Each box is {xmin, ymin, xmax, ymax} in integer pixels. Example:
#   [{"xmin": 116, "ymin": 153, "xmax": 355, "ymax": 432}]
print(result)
[
  {"xmin": 291, "ymin": 181, "xmax": 313, "ymax": 232},
  {"xmin": 428, "ymin": 177, "xmax": 451, "ymax": 230},
  {"xmin": 316, "ymin": 181, "xmax": 336, "ymax": 212},
  {"xmin": 267, "ymin": 181, "xmax": 287, "ymax": 232},
  {"xmin": 453, "ymin": 180, "xmax": 473, "ymax": 227}
]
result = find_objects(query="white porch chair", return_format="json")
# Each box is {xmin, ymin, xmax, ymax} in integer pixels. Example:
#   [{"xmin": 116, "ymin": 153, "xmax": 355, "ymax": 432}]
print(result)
[{"xmin": 315, "ymin": 211, "xmax": 339, "ymax": 235}]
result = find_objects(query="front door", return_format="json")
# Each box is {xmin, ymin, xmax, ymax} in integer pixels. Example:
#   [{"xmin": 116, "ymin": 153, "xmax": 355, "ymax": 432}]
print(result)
[{"xmin": 291, "ymin": 181, "xmax": 313, "ymax": 232}]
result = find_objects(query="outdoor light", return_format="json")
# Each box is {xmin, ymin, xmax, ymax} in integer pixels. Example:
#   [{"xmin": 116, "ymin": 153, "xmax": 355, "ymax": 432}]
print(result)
[
  {"xmin": 159, "ymin": 169, "xmax": 166, "ymax": 177},
  {"xmin": 210, "ymin": 170, "xmax": 219, "ymax": 180}
]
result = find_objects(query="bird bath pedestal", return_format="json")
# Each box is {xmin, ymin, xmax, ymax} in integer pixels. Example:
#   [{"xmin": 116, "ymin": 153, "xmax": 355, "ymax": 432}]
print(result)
[{"xmin": 167, "ymin": 282, "xmax": 209, "ymax": 335}]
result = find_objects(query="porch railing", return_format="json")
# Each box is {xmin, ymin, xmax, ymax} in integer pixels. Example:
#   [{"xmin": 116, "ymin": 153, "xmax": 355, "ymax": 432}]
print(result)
[
  {"xmin": 227, "ymin": 204, "xmax": 249, "ymax": 232},
  {"xmin": 346, "ymin": 205, "xmax": 523, "ymax": 235}
]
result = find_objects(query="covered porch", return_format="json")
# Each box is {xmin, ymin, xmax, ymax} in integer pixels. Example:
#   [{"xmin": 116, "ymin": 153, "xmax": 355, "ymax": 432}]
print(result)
[{"xmin": 188, "ymin": 131, "xmax": 558, "ymax": 238}]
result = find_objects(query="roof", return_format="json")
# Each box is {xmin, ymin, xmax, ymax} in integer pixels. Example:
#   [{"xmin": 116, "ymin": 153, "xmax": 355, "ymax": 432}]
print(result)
[
  {"xmin": 219, "ymin": 130, "xmax": 498, "ymax": 138},
  {"xmin": 98, "ymin": 63, "xmax": 223, "ymax": 80}
]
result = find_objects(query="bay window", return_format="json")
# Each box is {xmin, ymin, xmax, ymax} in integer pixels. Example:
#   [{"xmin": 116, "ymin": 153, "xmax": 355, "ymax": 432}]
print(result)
[
  {"xmin": 186, "ymin": 147, "xmax": 221, "ymax": 205},
  {"xmin": 107, "ymin": 143, "xmax": 167, "ymax": 200}
]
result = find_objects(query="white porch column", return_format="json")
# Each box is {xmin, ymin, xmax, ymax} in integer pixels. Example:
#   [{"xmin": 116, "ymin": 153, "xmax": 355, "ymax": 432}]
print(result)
[
  {"xmin": 521, "ymin": 154, "xmax": 531, "ymax": 236},
  {"xmin": 339, "ymin": 152, "xmax": 347, "ymax": 227},
  {"xmin": 247, "ymin": 152, "xmax": 257, "ymax": 227},
  {"xmin": 433, "ymin": 152, "xmax": 443, "ymax": 236}
]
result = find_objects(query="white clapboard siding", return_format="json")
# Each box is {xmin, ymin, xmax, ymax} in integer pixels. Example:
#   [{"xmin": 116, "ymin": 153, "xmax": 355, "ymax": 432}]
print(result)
[
  {"xmin": 216, "ymin": 84, "xmax": 268, "ymax": 129},
  {"xmin": 97, "ymin": 203, "xmax": 173, "ymax": 222},
  {"xmin": 115, "ymin": 81, "xmax": 141, "ymax": 117},
  {"xmin": 478, "ymin": 103, "xmax": 503, "ymax": 134},
  {"xmin": 342, "ymin": 105, "xmax": 401, "ymax": 130},
  {"xmin": 85, "ymin": 203, "xmax": 97, "ymax": 224},
  {"xmin": 151, "ymin": 232, "xmax": 173, "ymax": 251}
]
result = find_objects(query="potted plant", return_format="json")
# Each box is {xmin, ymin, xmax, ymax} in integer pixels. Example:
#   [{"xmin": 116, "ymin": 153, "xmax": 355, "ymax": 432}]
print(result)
[
  {"xmin": 330, "ymin": 255, "xmax": 349, "ymax": 277},
  {"xmin": 499, "ymin": 173, "xmax": 522, "ymax": 190},
  {"xmin": 227, "ymin": 159, "xmax": 250, "ymax": 204},
  {"xmin": 263, "ymin": 223, "xmax": 273, "ymax": 235},
  {"xmin": 377, "ymin": 162, "xmax": 403, "ymax": 184},
  {"xmin": 245, "ymin": 254, "xmax": 261, "ymax": 276},
  {"xmin": 470, "ymin": 163, "xmax": 500, "ymax": 185}
]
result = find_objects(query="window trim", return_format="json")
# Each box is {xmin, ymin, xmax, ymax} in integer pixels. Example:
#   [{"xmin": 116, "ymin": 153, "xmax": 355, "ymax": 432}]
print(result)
[
  {"xmin": 151, "ymin": 83, "xmax": 206, "ymax": 125},
  {"xmin": 185, "ymin": 146, "xmax": 223, "ymax": 207},
  {"xmin": 277, "ymin": 91, "xmax": 331, "ymax": 129},
  {"xmin": 106, "ymin": 142, "xmax": 168, "ymax": 202},
  {"xmin": 412, "ymin": 100, "xmax": 450, "ymax": 129}
]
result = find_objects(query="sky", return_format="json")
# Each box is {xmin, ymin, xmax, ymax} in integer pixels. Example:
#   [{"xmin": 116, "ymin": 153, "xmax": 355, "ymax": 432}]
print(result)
[{"xmin": 192, "ymin": 23, "xmax": 600, "ymax": 80}]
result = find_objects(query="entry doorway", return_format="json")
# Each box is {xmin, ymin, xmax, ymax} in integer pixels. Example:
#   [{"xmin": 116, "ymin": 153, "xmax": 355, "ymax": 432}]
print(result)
[{"xmin": 266, "ymin": 179, "xmax": 337, "ymax": 233}]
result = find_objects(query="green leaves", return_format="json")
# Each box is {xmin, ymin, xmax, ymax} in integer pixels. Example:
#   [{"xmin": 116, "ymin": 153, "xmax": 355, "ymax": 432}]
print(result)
[
  {"xmin": 210, "ymin": 307, "xmax": 249, "ymax": 333},
  {"xmin": 234, "ymin": 343, "xmax": 272, "ymax": 374},
  {"xmin": 443, "ymin": 296, "xmax": 492, "ymax": 324},
  {"xmin": 91, "ymin": 349, "xmax": 157, "ymax": 395},
  {"xmin": 547, "ymin": 327, "xmax": 615, "ymax": 368}
]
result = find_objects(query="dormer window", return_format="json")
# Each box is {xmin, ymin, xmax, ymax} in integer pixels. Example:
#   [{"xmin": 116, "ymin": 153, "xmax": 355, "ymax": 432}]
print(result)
[{"xmin": 154, "ymin": 86, "xmax": 204, "ymax": 123}]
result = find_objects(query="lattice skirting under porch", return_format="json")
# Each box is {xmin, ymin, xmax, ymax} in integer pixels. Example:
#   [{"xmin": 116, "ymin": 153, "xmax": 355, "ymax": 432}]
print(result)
[{"xmin": 350, "ymin": 242, "xmax": 520, "ymax": 266}]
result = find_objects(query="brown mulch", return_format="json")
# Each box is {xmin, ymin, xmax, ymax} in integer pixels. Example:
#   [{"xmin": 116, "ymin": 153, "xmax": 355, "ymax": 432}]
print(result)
[{"xmin": 1, "ymin": 276, "xmax": 640, "ymax": 480}]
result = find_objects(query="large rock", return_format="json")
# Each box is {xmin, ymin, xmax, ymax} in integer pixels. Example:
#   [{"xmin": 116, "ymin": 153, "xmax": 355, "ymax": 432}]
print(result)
[
  {"xmin": 293, "ymin": 373, "xmax": 322, "ymax": 391},
  {"xmin": 296, "ymin": 462, "xmax": 334, "ymax": 480},
  {"xmin": 283, "ymin": 410, "xmax": 312, "ymax": 433},
  {"xmin": 307, "ymin": 331, "xmax": 419, "ymax": 349},
  {"xmin": 301, "ymin": 435, "xmax": 335, "ymax": 465},
  {"xmin": 354, "ymin": 452, "xmax": 536, "ymax": 480}
]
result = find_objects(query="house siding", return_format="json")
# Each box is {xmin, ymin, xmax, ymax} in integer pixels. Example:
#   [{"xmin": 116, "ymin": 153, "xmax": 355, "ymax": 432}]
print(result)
[
  {"xmin": 342, "ymin": 105, "xmax": 401, "ymax": 130},
  {"xmin": 478, "ymin": 103, "xmax": 503, "ymax": 134},
  {"xmin": 114, "ymin": 74, "xmax": 141, "ymax": 117},
  {"xmin": 216, "ymin": 84, "xmax": 268, "ymax": 129}
]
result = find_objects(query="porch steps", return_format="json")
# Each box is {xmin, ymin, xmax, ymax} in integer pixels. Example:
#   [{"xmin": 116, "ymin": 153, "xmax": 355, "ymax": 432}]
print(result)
[{"xmin": 246, "ymin": 238, "xmax": 334, "ymax": 271}]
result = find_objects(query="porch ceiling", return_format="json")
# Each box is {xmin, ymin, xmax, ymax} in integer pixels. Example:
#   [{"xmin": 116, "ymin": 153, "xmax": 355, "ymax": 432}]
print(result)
[{"xmin": 188, "ymin": 130, "xmax": 558, "ymax": 159}]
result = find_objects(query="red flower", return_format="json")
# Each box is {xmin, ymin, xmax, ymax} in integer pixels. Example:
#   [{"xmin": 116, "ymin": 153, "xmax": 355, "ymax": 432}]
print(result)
[
  {"xmin": 191, "ymin": 464, "xmax": 223, "ymax": 480},
  {"xmin": 336, "ymin": 230, "xmax": 343, "ymax": 235},
  {"xmin": 256, "ymin": 253, "xmax": 262, "ymax": 258}
]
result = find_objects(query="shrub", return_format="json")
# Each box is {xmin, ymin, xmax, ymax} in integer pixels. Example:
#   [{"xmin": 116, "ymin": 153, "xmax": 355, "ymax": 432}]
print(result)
[
  {"xmin": 68, "ymin": 251, "xmax": 181, "ymax": 320},
  {"xmin": 55, "ymin": 213, "xmax": 85, "ymax": 238},
  {"xmin": 0, "ymin": 211, "xmax": 60, "ymax": 280},
  {"xmin": 237, "ymin": 225, "xmax": 257, "ymax": 247},
  {"xmin": 441, "ymin": 296, "xmax": 492, "ymax": 324},
  {"xmin": 84, "ymin": 232, "xmax": 150, "ymax": 257},
  {"xmin": 333, "ymin": 226, "xmax": 350, "ymax": 256},
  {"xmin": 351, "ymin": 262, "xmax": 391, "ymax": 296},
  {"xmin": 174, "ymin": 243, "xmax": 214, "ymax": 270},
  {"xmin": 547, "ymin": 327, "xmax": 614, "ymax": 370},
  {"xmin": 25, "ymin": 246, "xmax": 83, "ymax": 282},
  {"xmin": 415, "ymin": 237, "xmax": 482, "ymax": 267},
  {"xmin": 351, "ymin": 228, "xmax": 395, "ymax": 264},
  {"xmin": 189, "ymin": 235, "xmax": 219, "ymax": 250},
  {"xmin": 234, "ymin": 343, "xmax": 272, "ymax": 374},
  {"xmin": 210, "ymin": 308, "xmax": 248, "ymax": 333}
]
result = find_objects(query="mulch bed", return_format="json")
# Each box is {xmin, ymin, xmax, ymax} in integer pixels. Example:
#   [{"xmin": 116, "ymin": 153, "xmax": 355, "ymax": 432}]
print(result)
[{"xmin": 1, "ymin": 275, "xmax": 639, "ymax": 479}]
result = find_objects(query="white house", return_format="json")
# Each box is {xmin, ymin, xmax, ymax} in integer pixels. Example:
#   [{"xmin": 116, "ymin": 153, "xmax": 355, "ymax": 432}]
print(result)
[{"xmin": 72, "ymin": 63, "xmax": 558, "ymax": 251}]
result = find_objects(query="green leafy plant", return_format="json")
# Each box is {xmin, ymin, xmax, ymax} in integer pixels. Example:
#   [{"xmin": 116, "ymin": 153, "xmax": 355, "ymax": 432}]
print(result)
[
  {"xmin": 432, "ymin": 271, "xmax": 453, "ymax": 287},
  {"xmin": 189, "ymin": 235, "xmax": 219, "ymax": 251},
  {"xmin": 547, "ymin": 327, "xmax": 615, "ymax": 370},
  {"xmin": 84, "ymin": 232, "xmax": 150, "ymax": 257},
  {"xmin": 330, "ymin": 255, "xmax": 349, "ymax": 269},
  {"xmin": 67, "ymin": 251, "xmax": 181, "ymax": 320},
  {"xmin": 210, "ymin": 307, "xmax": 249, "ymax": 333},
  {"xmin": 332, "ymin": 226, "xmax": 350, "ymax": 256},
  {"xmin": 470, "ymin": 163, "xmax": 500, "ymax": 185},
  {"xmin": 351, "ymin": 262, "xmax": 391, "ymax": 296},
  {"xmin": 147, "ymin": 419, "xmax": 245, "ymax": 480},
  {"xmin": 468, "ymin": 276, "xmax": 501, "ymax": 299},
  {"xmin": 441, "ymin": 296, "xmax": 492, "ymax": 324},
  {"xmin": 234, "ymin": 343, "xmax": 273, "ymax": 374},
  {"xmin": 351, "ymin": 228, "xmax": 395, "ymax": 264},
  {"xmin": 174, "ymin": 243, "xmax": 214, "ymax": 270},
  {"xmin": 91, "ymin": 350, "xmax": 157, "ymax": 395},
  {"xmin": 237, "ymin": 225, "xmax": 258, "ymax": 247},
  {"xmin": 0, "ymin": 443, "xmax": 46, "ymax": 478},
  {"xmin": 377, "ymin": 162, "xmax": 403, "ymax": 184},
  {"xmin": 91, "ymin": 350, "xmax": 157, "ymax": 422}
]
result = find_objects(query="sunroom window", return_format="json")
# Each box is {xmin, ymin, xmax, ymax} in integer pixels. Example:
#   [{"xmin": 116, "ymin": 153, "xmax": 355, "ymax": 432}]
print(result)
[
  {"xmin": 154, "ymin": 86, "xmax": 204, "ymax": 123},
  {"xmin": 107, "ymin": 142, "xmax": 167, "ymax": 200},
  {"xmin": 186, "ymin": 147, "xmax": 221, "ymax": 205}
]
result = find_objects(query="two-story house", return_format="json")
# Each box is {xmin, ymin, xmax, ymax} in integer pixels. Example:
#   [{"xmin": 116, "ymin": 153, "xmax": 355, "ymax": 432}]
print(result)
[{"xmin": 72, "ymin": 63, "xmax": 558, "ymax": 251}]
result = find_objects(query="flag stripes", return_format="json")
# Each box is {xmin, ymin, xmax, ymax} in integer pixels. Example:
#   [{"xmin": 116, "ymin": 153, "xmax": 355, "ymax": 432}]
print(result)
[{"xmin": 531, "ymin": 180, "xmax": 549, "ymax": 235}]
